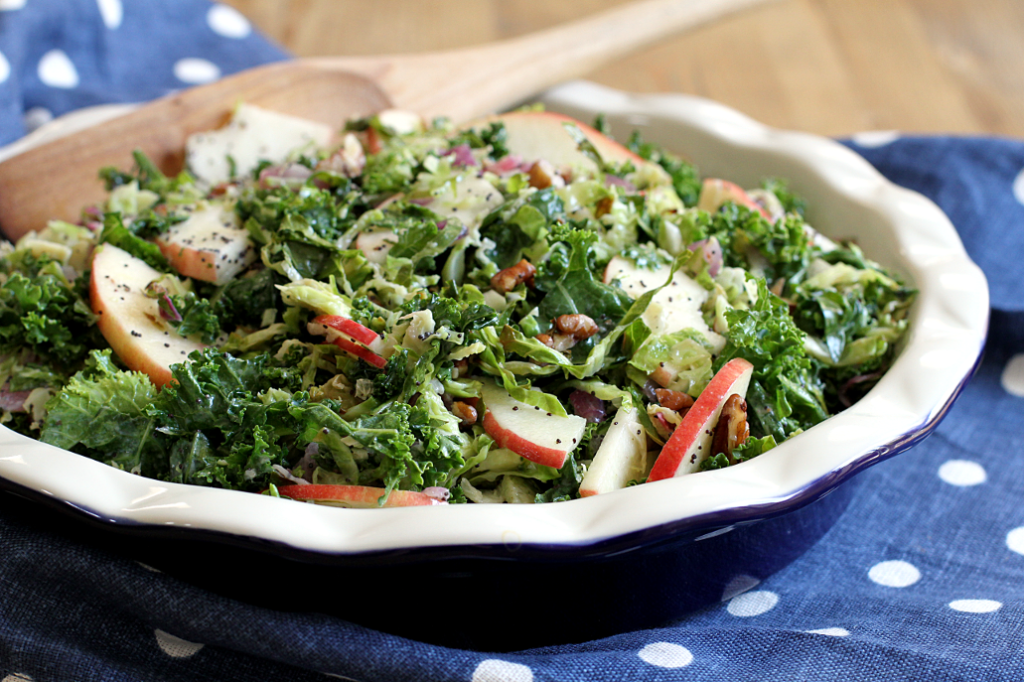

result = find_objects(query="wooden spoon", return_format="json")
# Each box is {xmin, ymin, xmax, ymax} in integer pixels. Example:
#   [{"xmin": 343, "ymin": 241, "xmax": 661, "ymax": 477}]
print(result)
[{"xmin": 0, "ymin": 0, "xmax": 772, "ymax": 241}]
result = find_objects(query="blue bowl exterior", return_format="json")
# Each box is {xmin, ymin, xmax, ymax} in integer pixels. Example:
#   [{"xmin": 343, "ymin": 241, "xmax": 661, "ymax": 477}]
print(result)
[
  {"xmin": 0, "ymin": 333, "xmax": 981, "ymax": 650},
  {"xmin": 0, "ymin": 465, "xmax": 858, "ymax": 650}
]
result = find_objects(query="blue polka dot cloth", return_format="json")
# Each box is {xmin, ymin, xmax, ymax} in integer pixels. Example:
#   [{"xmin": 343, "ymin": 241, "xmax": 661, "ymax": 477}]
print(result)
[{"xmin": 1, "ymin": 2, "xmax": 1023, "ymax": 681}]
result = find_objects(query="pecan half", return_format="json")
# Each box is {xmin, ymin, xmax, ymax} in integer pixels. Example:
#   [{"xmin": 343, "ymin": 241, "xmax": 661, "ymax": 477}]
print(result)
[
  {"xmin": 535, "ymin": 332, "xmax": 576, "ymax": 351},
  {"xmin": 528, "ymin": 160, "xmax": 565, "ymax": 189},
  {"xmin": 452, "ymin": 401, "xmax": 478, "ymax": 426},
  {"xmin": 711, "ymin": 394, "xmax": 750, "ymax": 464},
  {"xmin": 594, "ymin": 195, "xmax": 614, "ymax": 219},
  {"xmin": 490, "ymin": 259, "xmax": 536, "ymax": 294},
  {"xmin": 554, "ymin": 314, "xmax": 599, "ymax": 340},
  {"xmin": 654, "ymin": 388, "xmax": 694, "ymax": 412}
]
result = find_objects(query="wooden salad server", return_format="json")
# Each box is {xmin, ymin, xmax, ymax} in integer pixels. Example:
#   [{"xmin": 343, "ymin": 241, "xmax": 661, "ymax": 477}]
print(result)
[{"xmin": 0, "ymin": 0, "xmax": 772, "ymax": 241}]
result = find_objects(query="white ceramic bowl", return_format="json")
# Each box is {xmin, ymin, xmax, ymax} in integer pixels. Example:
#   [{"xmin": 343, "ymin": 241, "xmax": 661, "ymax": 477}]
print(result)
[{"xmin": 0, "ymin": 81, "xmax": 989, "ymax": 558}]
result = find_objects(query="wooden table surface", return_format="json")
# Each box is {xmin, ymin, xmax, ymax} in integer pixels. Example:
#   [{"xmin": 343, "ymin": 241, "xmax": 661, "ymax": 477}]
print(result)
[{"xmin": 223, "ymin": 0, "xmax": 1024, "ymax": 139}]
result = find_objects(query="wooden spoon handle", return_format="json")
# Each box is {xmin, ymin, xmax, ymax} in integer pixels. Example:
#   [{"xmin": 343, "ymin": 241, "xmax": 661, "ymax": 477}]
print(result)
[
  {"xmin": 0, "ymin": 0, "xmax": 775, "ymax": 241},
  {"xmin": 309, "ymin": 0, "xmax": 775, "ymax": 123}
]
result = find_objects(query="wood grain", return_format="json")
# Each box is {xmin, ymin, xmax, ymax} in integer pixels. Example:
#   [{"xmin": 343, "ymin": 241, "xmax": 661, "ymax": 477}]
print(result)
[
  {"xmin": 224, "ymin": 0, "xmax": 1024, "ymax": 138},
  {"xmin": 0, "ymin": 0, "xmax": 777, "ymax": 240}
]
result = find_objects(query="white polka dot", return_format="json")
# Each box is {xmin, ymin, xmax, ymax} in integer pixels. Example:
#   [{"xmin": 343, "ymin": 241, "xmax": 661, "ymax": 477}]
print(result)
[
  {"xmin": 38, "ymin": 50, "xmax": 79, "ymax": 89},
  {"xmin": 1013, "ymin": 168, "xmax": 1024, "ymax": 206},
  {"xmin": 154, "ymin": 629, "xmax": 204, "ymax": 658},
  {"xmin": 22, "ymin": 107, "xmax": 53, "ymax": 133},
  {"xmin": 0, "ymin": 49, "xmax": 9, "ymax": 85},
  {"xmin": 938, "ymin": 459, "xmax": 987, "ymax": 486},
  {"xmin": 868, "ymin": 560, "xmax": 921, "ymax": 588},
  {"xmin": 806, "ymin": 627, "xmax": 850, "ymax": 637},
  {"xmin": 471, "ymin": 659, "xmax": 533, "ymax": 682},
  {"xmin": 727, "ymin": 590, "xmax": 779, "ymax": 617},
  {"xmin": 1007, "ymin": 527, "xmax": 1024, "ymax": 555},
  {"xmin": 207, "ymin": 4, "xmax": 251, "ymax": 39},
  {"xmin": 0, "ymin": 0, "xmax": 26, "ymax": 10},
  {"xmin": 949, "ymin": 599, "xmax": 1002, "ymax": 613},
  {"xmin": 638, "ymin": 642, "xmax": 693, "ymax": 668},
  {"xmin": 96, "ymin": 0, "xmax": 122, "ymax": 28},
  {"xmin": 173, "ymin": 58, "xmax": 221, "ymax": 85},
  {"xmin": 1002, "ymin": 354, "xmax": 1024, "ymax": 397},
  {"xmin": 721, "ymin": 574, "xmax": 760, "ymax": 601},
  {"xmin": 851, "ymin": 131, "xmax": 900, "ymax": 148}
]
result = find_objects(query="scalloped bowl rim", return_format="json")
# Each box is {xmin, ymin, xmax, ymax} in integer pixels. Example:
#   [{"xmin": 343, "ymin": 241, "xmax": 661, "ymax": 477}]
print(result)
[{"xmin": 0, "ymin": 80, "xmax": 989, "ymax": 557}]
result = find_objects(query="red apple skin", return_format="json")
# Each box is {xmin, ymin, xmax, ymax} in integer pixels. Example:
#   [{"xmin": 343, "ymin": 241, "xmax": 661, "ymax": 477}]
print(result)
[
  {"xmin": 153, "ymin": 204, "xmax": 256, "ymax": 285},
  {"xmin": 277, "ymin": 484, "xmax": 444, "ymax": 508},
  {"xmin": 481, "ymin": 410, "xmax": 573, "ymax": 469},
  {"xmin": 479, "ymin": 382, "xmax": 586, "ymax": 469},
  {"xmin": 365, "ymin": 126, "xmax": 383, "ymax": 155},
  {"xmin": 698, "ymin": 179, "xmax": 771, "ymax": 220},
  {"xmin": 311, "ymin": 314, "xmax": 379, "ymax": 346},
  {"xmin": 90, "ymin": 243, "xmax": 205, "ymax": 388},
  {"xmin": 327, "ymin": 337, "xmax": 387, "ymax": 369},
  {"xmin": 647, "ymin": 358, "xmax": 755, "ymax": 482}
]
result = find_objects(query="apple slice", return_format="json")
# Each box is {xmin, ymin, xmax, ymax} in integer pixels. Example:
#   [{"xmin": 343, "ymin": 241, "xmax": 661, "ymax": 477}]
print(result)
[
  {"xmin": 329, "ymin": 336, "xmax": 386, "ymax": 369},
  {"xmin": 90, "ymin": 243, "xmax": 205, "ymax": 388},
  {"xmin": 646, "ymin": 358, "xmax": 754, "ymax": 481},
  {"xmin": 154, "ymin": 203, "xmax": 257, "ymax": 285},
  {"xmin": 579, "ymin": 406, "xmax": 648, "ymax": 497},
  {"xmin": 377, "ymin": 109, "xmax": 425, "ymax": 136},
  {"xmin": 185, "ymin": 103, "xmax": 333, "ymax": 185},
  {"xmin": 460, "ymin": 110, "xmax": 656, "ymax": 174},
  {"xmin": 603, "ymin": 254, "xmax": 724, "ymax": 351},
  {"xmin": 306, "ymin": 316, "xmax": 386, "ymax": 368},
  {"xmin": 697, "ymin": 179, "xmax": 771, "ymax": 220},
  {"xmin": 354, "ymin": 228, "xmax": 398, "ymax": 265},
  {"xmin": 422, "ymin": 175, "xmax": 504, "ymax": 232},
  {"xmin": 311, "ymin": 314, "xmax": 379, "ymax": 346},
  {"xmin": 480, "ymin": 381, "xmax": 586, "ymax": 469},
  {"xmin": 276, "ymin": 484, "xmax": 445, "ymax": 507}
]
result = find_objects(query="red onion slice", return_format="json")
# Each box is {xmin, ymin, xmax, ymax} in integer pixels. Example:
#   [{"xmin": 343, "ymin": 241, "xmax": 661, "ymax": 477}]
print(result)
[
  {"xmin": 0, "ymin": 389, "xmax": 30, "ymax": 412},
  {"xmin": 604, "ymin": 174, "xmax": 636, "ymax": 192},
  {"xmin": 483, "ymin": 154, "xmax": 523, "ymax": 175},
  {"xmin": 570, "ymin": 390, "xmax": 606, "ymax": 424},
  {"xmin": 443, "ymin": 143, "xmax": 478, "ymax": 168},
  {"xmin": 422, "ymin": 486, "xmax": 451, "ymax": 503},
  {"xmin": 688, "ymin": 237, "xmax": 723, "ymax": 278},
  {"xmin": 272, "ymin": 464, "xmax": 309, "ymax": 486},
  {"xmin": 837, "ymin": 370, "xmax": 883, "ymax": 408},
  {"xmin": 156, "ymin": 294, "xmax": 182, "ymax": 322},
  {"xmin": 258, "ymin": 163, "xmax": 313, "ymax": 189}
]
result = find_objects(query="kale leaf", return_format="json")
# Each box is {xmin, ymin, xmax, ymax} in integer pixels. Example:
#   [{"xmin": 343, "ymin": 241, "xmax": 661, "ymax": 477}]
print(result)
[
  {"xmin": 448, "ymin": 121, "xmax": 510, "ymax": 160},
  {"xmin": 168, "ymin": 292, "xmax": 224, "ymax": 344},
  {"xmin": 40, "ymin": 350, "xmax": 163, "ymax": 473},
  {"xmin": 0, "ymin": 263, "xmax": 100, "ymax": 369},
  {"xmin": 761, "ymin": 178, "xmax": 806, "ymax": 217},
  {"xmin": 99, "ymin": 150, "xmax": 193, "ymax": 198},
  {"xmin": 480, "ymin": 188, "xmax": 564, "ymax": 269},
  {"xmin": 98, "ymin": 213, "xmax": 171, "ymax": 272},
  {"xmin": 218, "ymin": 268, "xmax": 286, "ymax": 330},
  {"xmin": 627, "ymin": 130, "xmax": 702, "ymax": 206},
  {"xmin": 715, "ymin": 278, "xmax": 828, "ymax": 441},
  {"xmin": 537, "ymin": 227, "xmax": 633, "ymax": 361}
]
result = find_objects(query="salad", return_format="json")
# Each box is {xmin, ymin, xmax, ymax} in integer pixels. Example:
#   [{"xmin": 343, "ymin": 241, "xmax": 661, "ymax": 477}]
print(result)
[{"xmin": 0, "ymin": 104, "xmax": 915, "ymax": 507}]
